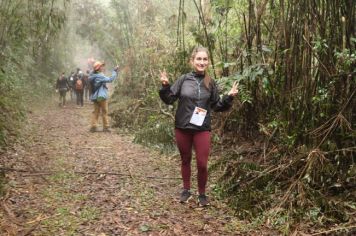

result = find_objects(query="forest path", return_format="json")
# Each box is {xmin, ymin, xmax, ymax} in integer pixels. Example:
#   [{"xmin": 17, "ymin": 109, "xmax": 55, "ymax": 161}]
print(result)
[{"xmin": 1, "ymin": 98, "xmax": 246, "ymax": 235}]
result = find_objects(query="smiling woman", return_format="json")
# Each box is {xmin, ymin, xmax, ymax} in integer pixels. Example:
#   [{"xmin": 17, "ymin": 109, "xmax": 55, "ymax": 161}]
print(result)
[
  {"xmin": 191, "ymin": 51, "xmax": 209, "ymax": 73},
  {"xmin": 158, "ymin": 46, "xmax": 239, "ymax": 207}
]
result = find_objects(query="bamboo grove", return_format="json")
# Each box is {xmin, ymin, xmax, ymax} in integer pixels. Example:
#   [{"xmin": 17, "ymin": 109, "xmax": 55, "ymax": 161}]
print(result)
[
  {"xmin": 0, "ymin": 0, "xmax": 355, "ymax": 234},
  {"xmin": 107, "ymin": 0, "xmax": 355, "ymax": 232}
]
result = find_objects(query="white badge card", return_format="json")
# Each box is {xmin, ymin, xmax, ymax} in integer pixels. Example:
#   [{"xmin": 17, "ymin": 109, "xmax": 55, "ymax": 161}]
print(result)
[{"xmin": 189, "ymin": 107, "xmax": 207, "ymax": 126}]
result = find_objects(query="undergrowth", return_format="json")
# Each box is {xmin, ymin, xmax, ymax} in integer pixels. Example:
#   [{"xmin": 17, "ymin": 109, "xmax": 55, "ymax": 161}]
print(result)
[
  {"xmin": 0, "ymin": 70, "xmax": 26, "ymax": 149},
  {"xmin": 110, "ymin": 86, "xmax": 176, "ymax": 153},
  {"xmin": 210, "ymin": 138, "xmax": 355, "ymax": 234}
]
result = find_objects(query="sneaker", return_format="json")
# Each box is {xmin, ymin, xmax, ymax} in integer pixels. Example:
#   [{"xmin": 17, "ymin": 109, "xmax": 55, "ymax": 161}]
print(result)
[
  {"xmin": 103, "ymin": 127, "xmax": 111, "ymax": 133},
  {"xmin": 198, "ymin": 194, "xmax": 210, "ymax": 207},
  {"xmin": 179, "ymin": 189, "xmax": 192, "ymax": 203},
  {"xmin": 89, "ymin": 127, "xmax": 97, "ymax": 132}
]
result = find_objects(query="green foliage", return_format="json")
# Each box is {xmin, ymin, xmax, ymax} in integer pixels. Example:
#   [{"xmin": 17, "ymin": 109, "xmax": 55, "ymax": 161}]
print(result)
[
  {"xmin": 0, "ymin": 0, "xmax": 69, "ymax": 150},
  {"xmin": 334, "ymin": 48, "xmax": 356, "ymax": 72},
  {"xmin": 110, "ymin": 84, "xmax": 176, "ymax": 152},
  {"xmin": 134, "ymin": 116, "xmax": 175, "ymax": 152},
  {"xmin": 218, "ymin": 75, "xmax": 252, "ymax": 104},
  {"xmin": 0, "ymin": 69, "xmax": 26, "ymax": 148},
  {"xmin": 312, "ymin": 38, "xmax": 329, "ymax": 54}
]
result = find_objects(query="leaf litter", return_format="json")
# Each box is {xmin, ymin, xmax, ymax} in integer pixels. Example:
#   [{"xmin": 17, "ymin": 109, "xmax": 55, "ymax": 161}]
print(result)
[{"xmin": 0, "ymin": 101, "xmax": 249, "ymax": 235}]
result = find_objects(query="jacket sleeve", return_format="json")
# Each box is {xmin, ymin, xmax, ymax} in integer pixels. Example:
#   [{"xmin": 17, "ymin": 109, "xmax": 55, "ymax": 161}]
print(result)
[
  {"xmin": 95, "ymin": 70, "xmax": 118, "ymax": 83},
  {"xmin": 159, "ymin": 75, "xmax": 185, "ymax": 105},
  {"xmin": 210, "ymin": 81, "xmax": 234, "ymax": 112}
]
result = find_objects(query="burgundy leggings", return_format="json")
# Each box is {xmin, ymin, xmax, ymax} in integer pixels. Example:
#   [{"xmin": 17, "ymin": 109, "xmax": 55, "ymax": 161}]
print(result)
[{"xmin": 175, "ymin": 128, "xmax": 211, "ymax": 194}]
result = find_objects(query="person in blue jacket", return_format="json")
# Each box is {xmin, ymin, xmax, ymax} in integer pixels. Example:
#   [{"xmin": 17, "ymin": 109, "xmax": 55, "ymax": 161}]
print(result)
[{"xmin": 89, "ymin": 61, "xmax": 119, "ymax": 132}]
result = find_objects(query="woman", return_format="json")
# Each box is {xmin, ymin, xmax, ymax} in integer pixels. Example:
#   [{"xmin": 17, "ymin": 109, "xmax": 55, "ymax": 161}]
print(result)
[{"xmin": 159, "ymin": 46, "xmax": 238, "ymax": 207}]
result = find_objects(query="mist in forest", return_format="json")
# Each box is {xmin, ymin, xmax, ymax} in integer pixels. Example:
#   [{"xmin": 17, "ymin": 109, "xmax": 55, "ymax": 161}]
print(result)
[
  {"xmin": 71, "ymin": 36, "xmax": 103, "ymax": 72},
  {"xmin": 64, "ymin": 0, "xmax": 193, "ymax": 72}
]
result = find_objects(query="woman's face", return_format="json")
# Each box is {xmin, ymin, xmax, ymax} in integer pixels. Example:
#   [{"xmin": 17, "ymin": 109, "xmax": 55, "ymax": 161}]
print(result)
[{"xmin": 191, "ymin": 51, "xmax": 209, "ymax": 74}]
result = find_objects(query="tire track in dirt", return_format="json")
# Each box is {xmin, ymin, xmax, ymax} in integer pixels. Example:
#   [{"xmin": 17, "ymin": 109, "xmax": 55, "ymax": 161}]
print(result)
[{"xmin": 1, "ymin": 100, "xmax": 245, "ymax": 235}]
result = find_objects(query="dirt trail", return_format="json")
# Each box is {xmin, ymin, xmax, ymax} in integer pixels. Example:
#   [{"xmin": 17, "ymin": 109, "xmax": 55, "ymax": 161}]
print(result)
[{"xmin": 0, "ymin": 99, "xmax": 246, "ymax": 235}]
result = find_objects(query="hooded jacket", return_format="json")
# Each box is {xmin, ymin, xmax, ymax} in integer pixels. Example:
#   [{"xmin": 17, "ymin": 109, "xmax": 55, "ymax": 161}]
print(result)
[{"xmin": 159, "ymin": 72, "xmax": 233, "ymax": 131}]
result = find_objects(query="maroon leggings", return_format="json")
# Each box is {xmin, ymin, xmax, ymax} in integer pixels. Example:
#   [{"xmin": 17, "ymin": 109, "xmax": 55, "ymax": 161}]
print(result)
[{"xmin": 175, "ymin": 128, "xmax": 211, "ymax": 194}]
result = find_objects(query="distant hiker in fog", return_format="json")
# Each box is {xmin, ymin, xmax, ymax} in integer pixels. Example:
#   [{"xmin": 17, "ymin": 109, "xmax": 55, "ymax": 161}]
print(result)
[
  {"xmin": 83, "ymin": 70, "xmax": 90, "ymax": 101},
  {"xmin": 87, "ymin": 57, "xmax": 95, "ymax": 71},
  {"xmin": 74, "ymin": 70, "xmax": 85, "ymax": 107},
  {"xmin": 89, "ymin": 61, "xmax": 119, "ymax": 132},
  {"xmin": 73, "ymin": 68, "xmax": 81, "ymax": 101},
  {"xmin": 68, "ymin": 72, "xmax": 75, "ymax": 101},
  {"xmin": 55, "ymin": 72, "xmax": 70, "ymax": 107},
  {"xmin": 159, "ymin": 46, "xmax": 239, "ymax": 207}
]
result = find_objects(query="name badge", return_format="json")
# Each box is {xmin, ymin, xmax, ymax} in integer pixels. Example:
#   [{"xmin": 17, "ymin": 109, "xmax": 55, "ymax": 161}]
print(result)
[{"xmin": 189, "ymin": 107, "xmax": 207, "ymax": 126}]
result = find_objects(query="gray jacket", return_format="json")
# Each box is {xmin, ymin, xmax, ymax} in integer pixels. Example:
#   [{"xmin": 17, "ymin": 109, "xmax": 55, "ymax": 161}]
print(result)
[{"xmin": 159, "ymin": 72, "xmax": 233, "ymax": 131}]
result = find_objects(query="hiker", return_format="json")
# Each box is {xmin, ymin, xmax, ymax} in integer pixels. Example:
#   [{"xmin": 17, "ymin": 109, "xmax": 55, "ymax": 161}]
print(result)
[
  {"xmin": 74, "ymin": 71, "xmax": 85, "ymax": 107},
  {"xmin": 159, "ymin": 46, "xmax": 239, "ymax": 207},
  {"xmin": 68, "ymin": 72, "xmax": 75, "ymax": 101},
  {"xmin": 55, "ymin": 72, "xmax": 70, "ymax": 107},
  {"xmin": 89, "ymin": 61, "xmax": 119, "ymax": 132},
  {"xmin": 83, "ymin": 70, "xmax": 90, "ymax": 101},
  {"xmin": 73, "ymin": 68, "xmax": 81, "ymax": 100}
]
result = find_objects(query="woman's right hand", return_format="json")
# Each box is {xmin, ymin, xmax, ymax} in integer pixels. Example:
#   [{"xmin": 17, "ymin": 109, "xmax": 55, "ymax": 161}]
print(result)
[
  {"xmin": 159, "ymin": 69, "xmax": 169, "ymax": 85},
  {"xmin": 228, "ymin": 81, "xmax": 239, "ymax": 96}
]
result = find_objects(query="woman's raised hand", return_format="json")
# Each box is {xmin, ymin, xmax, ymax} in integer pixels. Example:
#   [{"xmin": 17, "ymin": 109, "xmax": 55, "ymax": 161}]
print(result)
[
  {"xmin": 159, "ymin": 69, "xmax": 169, "ymax": 85},
  {"xmin": 228, "ymin": 81, "xmax": 239, "ymax": 96}
]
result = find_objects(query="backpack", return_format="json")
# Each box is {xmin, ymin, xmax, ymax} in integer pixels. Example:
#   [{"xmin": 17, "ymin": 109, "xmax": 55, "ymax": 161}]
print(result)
[{"xmin": 75, "ymin": 79, "xmax": 83, "ymax": 90}]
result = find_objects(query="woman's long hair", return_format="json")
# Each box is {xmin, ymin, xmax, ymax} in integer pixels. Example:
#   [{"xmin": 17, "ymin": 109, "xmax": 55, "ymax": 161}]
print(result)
[{"xmin": 190, "ymin": 46, "xmax": 212, "ymax": 90}]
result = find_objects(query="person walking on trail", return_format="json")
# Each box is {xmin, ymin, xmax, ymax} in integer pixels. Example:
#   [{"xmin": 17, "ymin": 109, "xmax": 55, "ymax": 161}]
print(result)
[
  {"xmin": 73, "ymin": 68, "xmax": 81, "ymax": 101},
  {"xmin": 68, "ymin": 72, "xmax": 75, "ymax": 101},
  {"xmin": 83, "ymin": 70, "xmax": 90, "ymax": 101},
  {"xmin": 159, "ymin": 46, "xmax": 239, "ymax": 207},
  {"xmin": 89, "ymin": 61, "xmax": 119, "ymax": 132},
  {"xmin": 55, "ymin": 72, "xmax": 70, "ymax": 107},
  {"xmin": 74, "ymin": 71, "xmax": 85, "ymax": 107}
]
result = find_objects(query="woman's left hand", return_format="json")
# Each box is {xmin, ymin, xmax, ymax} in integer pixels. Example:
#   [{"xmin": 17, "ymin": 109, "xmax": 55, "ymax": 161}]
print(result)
[
  {"xmin": 159, "ymin": 69, "xmax": 169, "ymax": 85},
  {"xmin": 228, "ymin": 81, "xmax": 239, "ymax": 96}
]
